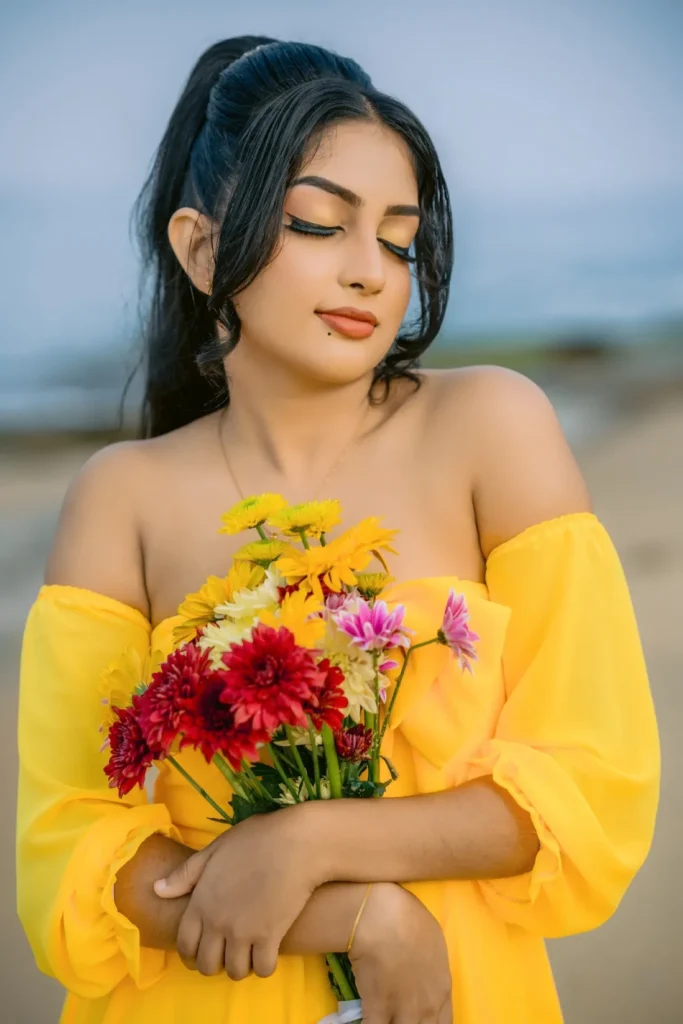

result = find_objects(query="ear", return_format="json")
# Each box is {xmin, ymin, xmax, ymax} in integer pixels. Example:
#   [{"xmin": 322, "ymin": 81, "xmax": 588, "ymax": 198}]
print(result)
[{"xmin": 167, "ymin": 207, "xmax": 217, "ymax": 294}]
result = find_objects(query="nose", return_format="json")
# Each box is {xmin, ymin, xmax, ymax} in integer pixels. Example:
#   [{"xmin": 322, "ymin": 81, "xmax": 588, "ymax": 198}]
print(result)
[{"xmin": 338, "ymin": 232, "xmax": 386, "ymax": 296}]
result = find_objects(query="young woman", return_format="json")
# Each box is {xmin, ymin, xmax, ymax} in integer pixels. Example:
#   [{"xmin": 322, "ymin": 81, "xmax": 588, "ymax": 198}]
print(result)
[{"xmin": 16, "ymin": 36, "xmax": 659, "ymax": 1024}]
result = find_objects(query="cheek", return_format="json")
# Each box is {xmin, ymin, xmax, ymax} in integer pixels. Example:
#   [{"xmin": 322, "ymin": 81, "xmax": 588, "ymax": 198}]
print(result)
[{"xmin": 234, "ymin": 238, "xmax": 326, "ymax": 331}]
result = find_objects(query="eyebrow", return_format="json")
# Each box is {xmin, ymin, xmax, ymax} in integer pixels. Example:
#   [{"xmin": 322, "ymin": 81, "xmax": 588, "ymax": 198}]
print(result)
[{"xmin": 291, "ymin": 175, "xmax": 420, "ymax": 218}]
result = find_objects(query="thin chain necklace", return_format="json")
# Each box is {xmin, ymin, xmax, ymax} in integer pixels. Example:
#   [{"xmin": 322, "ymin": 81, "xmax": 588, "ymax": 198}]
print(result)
[{"xmin": 217, "ymin": 402, "xmax": 372, "ymax": 537}]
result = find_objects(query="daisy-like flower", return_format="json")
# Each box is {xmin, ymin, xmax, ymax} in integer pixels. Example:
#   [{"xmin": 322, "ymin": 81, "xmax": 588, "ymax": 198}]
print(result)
[
  {"xmin": 259, "ymin": 586, "xmax": 326, "ymax": 648},
  {"xmin": 104, "ymin": 697, "xmax": 163, "ymax": 797},
  {"xmin": 307, "ymin": 658, "xmax": 348, "ymax": 732},
  {"xmin": 334, "ymin": 723, "xmax": 373, "ymax": 762},
  {"xmin": 437, "ymin": 589, "xmax": 480, "ymax": 673},
  {"xmin": 233, "ymin": 538, "xmax": 299, "ymax": 570},
  {"xmin": 219, "ymin": 623, "xmax": 327, "ymax": 733},
  {"xmin": 316, "ymin": 614, "xmax": 379, "ymax": 722},
  {"xmin": 266, "ymin": 499, "xmax": 342, "ymax": 539},
  {"xmin": 219, "ymin": 493, "xmax": 288, "ymax": 535},
  {"xmin": 277, "ymin": 777, "xmax": 331, "ymax": 805},
  {"xmin": 277, "ymin": 517, "xmax": 398, "ymax": 601},
  {"xmin": 214, "ymin": 565, "xmax": 283, "ymax": 620},
  {"xmin": 173, "ymin": 575, "xmax": 232, "ymax": 645},
  {"xmin": 333, "ymin": 597, "xmax": 414, "ymax": 653},
  {"xmin": 197, "ymin": 617, "xmax": 256, "ymax": 669}
]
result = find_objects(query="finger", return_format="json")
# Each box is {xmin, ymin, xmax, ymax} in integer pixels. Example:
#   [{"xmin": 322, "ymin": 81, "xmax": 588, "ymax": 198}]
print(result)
[
  {"xmin": 176, "ymin": 910, "xmax": 203, "ymax": 970},
  {"xmin": 154, "ymin": 848, "xmax": 211, "ymax": 898},
  {"xmin": 196, "ymin": 931, "xmax": 226, "ymax": 977},
  {"xmin": 224, "ymin": 940, "xmax": 253, "ymax": 982},
  {"xmin": 251, "ymin": 940, "xmax": 279, "ymax": 979}
]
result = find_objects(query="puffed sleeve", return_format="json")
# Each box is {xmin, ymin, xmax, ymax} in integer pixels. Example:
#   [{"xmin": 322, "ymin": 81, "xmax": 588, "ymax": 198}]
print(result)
[
  {"xmin": 16, "ymin": 585, "xmax": 182, "ymax": 998},
  {"xmin": 463, "ymin": 513, "xmax": 660, "ymax": 937}
]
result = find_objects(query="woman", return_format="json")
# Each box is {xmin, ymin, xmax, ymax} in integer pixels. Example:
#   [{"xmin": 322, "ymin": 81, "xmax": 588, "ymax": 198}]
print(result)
[{"xmin": 16, "ymin": 36, "xmax": 659, "ymax": 1024}]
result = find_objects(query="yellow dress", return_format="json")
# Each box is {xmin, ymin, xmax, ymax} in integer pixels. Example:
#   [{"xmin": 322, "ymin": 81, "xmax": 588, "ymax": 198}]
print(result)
[{"xmin": 16, "ymin": 513, "xmax": 659, "ymax": 1023}]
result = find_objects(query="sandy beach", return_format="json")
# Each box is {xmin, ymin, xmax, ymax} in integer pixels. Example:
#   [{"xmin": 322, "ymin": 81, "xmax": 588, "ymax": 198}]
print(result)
[{"xmin": 1, "ymin": 391, "xmax": 681, "ymax": 1023}]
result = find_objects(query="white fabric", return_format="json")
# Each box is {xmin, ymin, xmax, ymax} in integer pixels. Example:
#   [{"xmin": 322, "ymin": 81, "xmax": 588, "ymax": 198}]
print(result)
[{"xmin": 317, "ymin": 998, "xmax": 364, "ymax": 1023}]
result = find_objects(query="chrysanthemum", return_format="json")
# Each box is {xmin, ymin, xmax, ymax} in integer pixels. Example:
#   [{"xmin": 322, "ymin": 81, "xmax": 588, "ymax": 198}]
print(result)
[
  {"xmin": 307, "ymin": 658, "xmax": 348, "ymax": 732},
  {"xmin": 137, "ymin": 643, "xmax": 211, "ymax": 752},
  {"xmin": 197, "ymin": 618, "xmax": 256, "ymax": 669},
  {"xmin": 219, "ymin": 493, "xmax": 288, "ymax": 535},
  {"xmin": 259, "ymin": 586, "xmax": 326, "ymax": 648},
  {"xmin": 334, "ymin": 724, "xmax": 373, "ymax": 762},
  {"xmin": 232, "ymin": 539, "xmax": 299, "ymax": 570},
  {"xmin": 353, "ymin": 572, "xmax": 396, "ymax": 598},
  {"xmin": 266, "ymin": 499, "xmax": 342, "ymax": 539},
  {"xmin": 104, "ymin": 697, "xmax": 162, "ymax": 797},
  {"xmin": 173, "ymin": 564, "xmax": 266, "ymax": 645},
  {"xmin": 214, "ymin": 564, "xmax": 282, "ymax": 620},
  {"xmin": 180, "ymin": 674, "xmax": 270, "ymax": 769},
  {"xmin": 98, "ymin": 646, "xmax": 164, "ymax": 747},
  {"xmin": 219, "ymin": 623, "xmax": 326, "ymax": 733},
  {"xmin": 437, "ymin": 589, "xmax": 479, "ymax": 673},
  {"xmin": 316, "ymin": 615, "xmax": 379, "ymax": 721},
  {"xmin": 333, "ymin": 598, "xmax": 414, "ymax": 653}
]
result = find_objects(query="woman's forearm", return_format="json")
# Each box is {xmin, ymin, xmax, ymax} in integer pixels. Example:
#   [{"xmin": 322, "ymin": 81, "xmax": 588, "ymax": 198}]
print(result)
[
  {"xmin": 114, "ymin": 832, "xmax": 391, "ymax": 957},
  {"xmin": 305, "ymin": 778, "xmax": 540, "ymax": 885}
]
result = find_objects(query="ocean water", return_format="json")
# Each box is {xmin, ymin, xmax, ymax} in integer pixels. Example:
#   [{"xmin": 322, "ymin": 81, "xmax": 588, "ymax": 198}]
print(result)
[{"xmin": 1, "ymin": 187, "xmax": 681, "ymax": 433}]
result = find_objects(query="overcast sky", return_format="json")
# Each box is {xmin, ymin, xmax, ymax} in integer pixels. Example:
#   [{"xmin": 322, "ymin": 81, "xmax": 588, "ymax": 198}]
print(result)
[{"xmin": 1, "ymin": 0, "xmax": 681, "ymax": 354}]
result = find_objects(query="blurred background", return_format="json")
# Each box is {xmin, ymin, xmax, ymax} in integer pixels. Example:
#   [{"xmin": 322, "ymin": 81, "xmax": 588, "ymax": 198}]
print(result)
[{"xmin": 1, "ymin": 1, "xmax": 681, "ymax": 1021}]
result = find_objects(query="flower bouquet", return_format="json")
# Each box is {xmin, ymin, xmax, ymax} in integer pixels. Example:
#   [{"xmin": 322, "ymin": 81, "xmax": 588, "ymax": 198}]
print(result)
[{"xmin": 101, "ymin": 494, "xmax": 478, "ymax": 1023}]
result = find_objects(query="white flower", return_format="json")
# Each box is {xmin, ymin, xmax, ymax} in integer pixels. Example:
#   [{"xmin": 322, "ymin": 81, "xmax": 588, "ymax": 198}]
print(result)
[
  {"xmin": 214, "ymin": 566, "xmax": 283, "ymax": 620},
  {"xmin": 316, "ymin": 616, "xmax": 378, "ymax": 723},
  {"xmin": 197, "ymin": 618, "xmax": 254, "ymax": 668}
]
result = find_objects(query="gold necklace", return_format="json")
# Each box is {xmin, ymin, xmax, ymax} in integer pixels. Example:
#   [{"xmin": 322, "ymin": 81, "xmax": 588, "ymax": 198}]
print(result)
[{"xmin": 217, "ymin": 402, "xmax": 372, "ymax": 533}]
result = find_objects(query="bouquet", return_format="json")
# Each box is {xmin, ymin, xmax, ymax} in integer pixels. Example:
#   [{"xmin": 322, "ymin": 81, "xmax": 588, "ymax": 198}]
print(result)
[{"xmin": 101, "ymin": 494, "xmax": 479, "ymax": 1023}]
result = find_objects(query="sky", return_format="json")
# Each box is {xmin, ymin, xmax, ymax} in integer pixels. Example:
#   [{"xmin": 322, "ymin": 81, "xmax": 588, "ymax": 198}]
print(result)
[{"xmin": 1, "ymin": 0, "xmax": 682, "ymax": 364}]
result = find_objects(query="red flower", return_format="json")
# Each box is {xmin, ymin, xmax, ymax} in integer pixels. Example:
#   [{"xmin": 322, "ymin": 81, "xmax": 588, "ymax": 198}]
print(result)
[
  {"xmin": 334, "ymin": 723, "xmax": 373, "ymax": 762},
  {"xmin": 104, "ymin": 698, "xmax": 161, "ymax": 797},
  {"xmin": 308, "ymin": 658, "xmax": 348, "ymax": 732},
  {"xmin": 137, "ymin": 643, "xmax": 210, "ymax": 752},
  {"xmin": 219, "ymin": 623, "xmax": 326, "ymax": 733},
  {"xmin": 180, "ymin": 673, "xmax": 270, "ymax": 769}
]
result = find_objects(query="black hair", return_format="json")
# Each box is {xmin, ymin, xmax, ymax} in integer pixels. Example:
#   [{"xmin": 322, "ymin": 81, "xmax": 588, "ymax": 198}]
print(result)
[{"xmin": 130, "ymin": 37, "xmax": 453, "ymax": 438}]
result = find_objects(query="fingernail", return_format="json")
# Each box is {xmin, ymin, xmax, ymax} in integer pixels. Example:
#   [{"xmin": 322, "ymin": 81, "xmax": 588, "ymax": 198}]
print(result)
[{"xmin": 154, "ymin": 879, "xmax": 167, "ymax": 893}]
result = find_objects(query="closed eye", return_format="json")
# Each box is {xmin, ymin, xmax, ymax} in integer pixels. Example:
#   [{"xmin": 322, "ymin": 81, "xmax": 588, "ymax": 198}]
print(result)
[{"xmin": 285, "ymin": 215, "xmax": 416, "ymax": 264}]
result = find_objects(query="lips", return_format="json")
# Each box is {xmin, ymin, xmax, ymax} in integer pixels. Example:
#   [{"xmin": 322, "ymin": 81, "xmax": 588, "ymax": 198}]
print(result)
[{"xmin": 316, "ymin": 307, "xmax": 378, "ymax": 340}]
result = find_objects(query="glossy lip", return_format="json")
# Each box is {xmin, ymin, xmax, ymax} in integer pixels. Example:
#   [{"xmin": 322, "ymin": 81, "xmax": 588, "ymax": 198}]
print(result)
[{"xmin": 315, "ymin": 306, "xmax": 379, "ymax": 326}]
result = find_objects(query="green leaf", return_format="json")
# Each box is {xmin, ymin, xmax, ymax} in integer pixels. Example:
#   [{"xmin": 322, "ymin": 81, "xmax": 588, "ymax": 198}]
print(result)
[
  {"xmin": 342, "ymin": 778, "xmax": 390, "ymax": 799},
  {"xmin": 229, "ymin": 792, "xmax": 279, "ymax": 824},
  {"xmin": 381, "ymin": 755, "xmax": 399, "ymax": 781}
]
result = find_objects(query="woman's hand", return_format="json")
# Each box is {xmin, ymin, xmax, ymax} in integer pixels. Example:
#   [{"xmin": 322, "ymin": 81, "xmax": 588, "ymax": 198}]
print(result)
[
  {"xmin": 350, "ymin": 883, "xmax": 453, "ymax": 1024},
  {"xmin": 154, "ymin": 805, "xmax": 320, "ymax": 979}
]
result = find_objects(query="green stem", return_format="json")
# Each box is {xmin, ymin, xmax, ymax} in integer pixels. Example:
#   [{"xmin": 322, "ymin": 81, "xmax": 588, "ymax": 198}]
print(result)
[
  {"xmin": 286, "ymin": 727, "xmax": 316, "ymax": 800},
  {"xmin": 308, "ymin": 719, "xmax": 321, "ymax": 799},
  {"xmin": 256, "ymin": 523, "xmax": 269, "ymax": 541},
  {"xmin": 370, "ymin": 652, "xmax": 381, "ymax": 782},
  {"xmin": 321, "ymin": 724, "xmax": 343, "ymax": 799},
  {"xmin": 240, "ymin": 761, "xmax": 272, "ymax": 802},
  {"xmin": 267, "ymin": 744, "xmax": 301, "ymax": 801},
  {"xmin": 296, "ymin": 528, "xmax": 311, "ymax": 550},
  {"xmin": 326, "ymin": 953, "xmax": 357, "ymax": 1001},
  {"xmin": 168, "ymin": 756, "xmax": 233, "ymax": 823},
  {"xmin": 212, "ymin": 752, "xmax": 249, "ymax": 800},
  {"xmin": 379, "ymin": 638, "xmax": 439, "ymax": 746}
]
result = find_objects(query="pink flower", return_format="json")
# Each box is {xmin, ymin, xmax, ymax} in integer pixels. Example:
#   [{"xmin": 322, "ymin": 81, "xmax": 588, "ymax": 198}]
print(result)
[
  {"xmin": 438, "ymin": 589, "xmax": 479, "ymax": 673},
  {"xmin": 334, "ymin": 598, "xmax": 413, "ymax": 653}
]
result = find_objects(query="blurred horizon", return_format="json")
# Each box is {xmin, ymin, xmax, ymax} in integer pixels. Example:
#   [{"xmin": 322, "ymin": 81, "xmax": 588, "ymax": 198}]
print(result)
[{"xmin": 1, "ymin": 0, "xmax": 682, "ymax": 432}]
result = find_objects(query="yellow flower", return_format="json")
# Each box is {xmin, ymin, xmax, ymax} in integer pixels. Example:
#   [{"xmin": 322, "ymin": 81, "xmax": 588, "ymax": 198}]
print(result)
[
  {"xmin": 173, "ymin": 564, "xmax": 266, "ymax": 645},
  {"xmin": 173, "ymin": 574, "xmax": 232, "ymax": 645},
  {"xmin": 267, "ymin": 500, "xmax": 342, "ymax": 539},
  {"xmin": 214, "ymin": 566, "xmax": 282, "ymax": 621},
  {"xmin": 260, "ymin": 587, "xmax": 326, "ymax": 647},
  {"xmin": 233, "ymin": 538, "xmax": 299, "ymax": 568},
  {"xmin": 354, "ymin": 571, "xmax": 396, "ymax": 597},
  {"xmin": 219, "ymin": 493, "xmax": 288, "ymax": 535},
  {"xmin": 98, "ymin": 646, "xmax": 164, "ymax": 739},
  {"xmin": 277, "ymin": 517, "xmax": 399, "ymax": 601}
]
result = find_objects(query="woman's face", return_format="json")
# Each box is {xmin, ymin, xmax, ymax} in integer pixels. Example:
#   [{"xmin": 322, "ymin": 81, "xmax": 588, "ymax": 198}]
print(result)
[{"xmin": 231, "ymin": 120, "xmax": 420, "ymax": 387}]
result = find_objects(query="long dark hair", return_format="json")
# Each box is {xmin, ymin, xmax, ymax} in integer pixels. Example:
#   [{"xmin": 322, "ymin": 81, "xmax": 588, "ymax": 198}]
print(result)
[{"xmin": 130, "ymin": 37, "xmax": 453, "ymax": 438}]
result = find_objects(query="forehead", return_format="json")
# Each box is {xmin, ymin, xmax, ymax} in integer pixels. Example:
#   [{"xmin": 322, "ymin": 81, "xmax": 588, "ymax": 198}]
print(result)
[{"xmin": 301, "ymin": 121, "xmax": 418, "ymax": 204}]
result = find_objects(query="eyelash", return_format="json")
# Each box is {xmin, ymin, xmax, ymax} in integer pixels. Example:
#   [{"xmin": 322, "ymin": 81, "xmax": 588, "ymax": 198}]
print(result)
[{"xmin": 285, "ymin": 215, "xmax": 416, "ymax": 264}]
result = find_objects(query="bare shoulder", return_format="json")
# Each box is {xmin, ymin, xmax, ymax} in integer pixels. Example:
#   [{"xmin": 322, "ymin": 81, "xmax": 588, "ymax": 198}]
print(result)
[
  {"xmin": 432, "ymin": 366, "xmax": 592, "ymax": 557},
  {"xmin": 44, "ymin": 438, "xmax": 155, "ymax": 615}
]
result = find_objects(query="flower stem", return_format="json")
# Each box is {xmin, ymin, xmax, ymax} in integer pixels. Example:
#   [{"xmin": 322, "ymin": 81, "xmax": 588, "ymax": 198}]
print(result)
[
  {"xmin": 321, "ymin": 724, "xmax": 343, "ymax": 799},
  {"xmin": 267, "ymin": 744, "xmax": 300, "ymax": 801},
  {"xmin": 379, "ymin": 638, "xmax": 439, "ymax": 746},
  {"xmin": 167, "ymin": 756, "xmax": 233, "ymax": 824},
  {"xmin": 285, "ymin": 727, "xmax": 316, "ymax": 800},
  {"xmin": 240, "ymin": 761, "xmax": 272, "ymax": 802},
  {"xmin": 308, "ymin": 719, "xmax": 322, "ymax": 799},
  {"xmin": 212, "ymin": 752, "xmax": 249, "ymax": 800},
  {"xmin": 256, "ymin": 523, "xmax": 269, "ymax": 541},
  {"xmin": 326, "ymin": 953, "xmax": 357, "ymax": 1001},
  {"xmin": 295, "ymin": 528, "xmax": 311, "ymax": 550}
]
